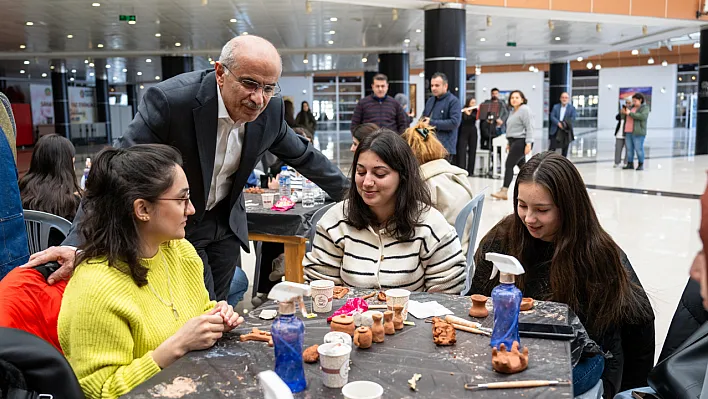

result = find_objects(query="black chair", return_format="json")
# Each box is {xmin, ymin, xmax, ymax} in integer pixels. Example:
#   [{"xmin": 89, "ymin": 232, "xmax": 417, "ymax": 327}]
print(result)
[{"xmin": 0, "ymin": 327, "xmax": 84, "ymax": 399}]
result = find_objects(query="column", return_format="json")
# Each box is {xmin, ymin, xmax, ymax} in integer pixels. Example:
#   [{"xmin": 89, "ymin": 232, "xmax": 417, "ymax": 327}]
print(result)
[
  {"xmin": 161, "ymin": 56, "xmax": 194, "ymax": 81},
  {"xmin": 364, "ymin": 71, "xmax": 377, "ymax": 97},
  {"xmin": 697, "ymin": 28, "xmax": 708, "ymax": 155},
  {"xmin": 95, "ymin": 63, "xmax": 112, "ymax": 143},
  {"xmin": 378, "ymin": 53, "xmax": 410, "ymax": 100},
  {"xmin": 126, "ymin": 84, "xmax": 139, "ymax": 117},
  {"xmin": 50, "ymin": 59, "xmax": 71, "ymax": 139},
  {"xmin": 424, "ymin": 4, "xmax": 466, "ymax": 105},
  {"xmin": 549, "ymin": 62, "xmax": 571, "ymax": 127}
]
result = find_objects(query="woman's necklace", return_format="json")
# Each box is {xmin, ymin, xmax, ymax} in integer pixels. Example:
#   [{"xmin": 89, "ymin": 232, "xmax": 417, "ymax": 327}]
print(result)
[{"xmin": 147, "ymin": 252, "xmax": 179, "ymax": 320}]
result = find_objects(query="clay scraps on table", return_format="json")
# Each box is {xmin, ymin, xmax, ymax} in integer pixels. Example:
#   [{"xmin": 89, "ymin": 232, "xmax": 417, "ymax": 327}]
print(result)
[
  {"xmin": 408, "ymin": 373, "xmax": 422, "ymax": 391},
  {"xmin": 431, "ymin": 317, "xmax": 456, "ymax": 346},
  {"xmin": 491, "ymin": 341, "xmax": 529, "ymax": 374},
  {"xmin": 303, "ymin": 345, "xmax": 319, "ymax": 363},
  {"xmin": 239, "ymin": 328, "xmax": 274, "ymax": 347},
  {"xmin": 149, "ymin": 376, "xmax": 199, "ymax": 398},
  {"xmin": 361, "ymin": 291, "xmax": 377, "ymax": 300},
  {"xmin": 332, "ymin": 286, "xmax": 349, "ymax": 299},
  {"xmin": 377, "ymin": 291, "xmax": 386, "ymax": 302}
]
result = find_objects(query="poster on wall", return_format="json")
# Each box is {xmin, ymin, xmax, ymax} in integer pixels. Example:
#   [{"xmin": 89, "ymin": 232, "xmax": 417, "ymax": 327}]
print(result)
[
  {"xmin": 30, "ymin": 84, "xmax": 54, "ymax": 125},
  {"xmin": 69, "ymin": 87, "xmax": 96, "ymax": 123},
  {"xmin": 619, "ymin": 87, "xmax": 652, "ymax": 110}
]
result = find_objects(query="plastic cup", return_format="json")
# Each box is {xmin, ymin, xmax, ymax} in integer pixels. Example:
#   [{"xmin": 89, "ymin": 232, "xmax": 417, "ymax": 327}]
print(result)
[
  {"xmin": 385, "ymin": 288, "xmax": 411, "ymax": 321},
  {"xmin": 310, "ymin": 280, "xmax": 335, "ymax": 313},
  {"xmin": 318, "ymin": 343, "xmax": 352, "ymax": 388},
  {"xmin": 261, "ymin": 193, "xmax": 275, "ymax": 209},
  {"xmin": 323, "ymin": 331, "xmax": 352, "ymax": 347},
  {"xmin": 342, "ymin": 381, "xmax": 384, "ymax": 399}
]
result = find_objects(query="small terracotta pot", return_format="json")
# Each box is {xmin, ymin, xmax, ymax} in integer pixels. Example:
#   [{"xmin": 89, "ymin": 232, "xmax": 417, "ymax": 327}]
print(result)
[
  {"xmin": 383, "ymin": 311, "xmax": 396, "ymax": 335},
  {"xmin": 469, "ymin": 294, "xmax": 489, "ymax": 318},
  {"xmin": 330, "ymin": 315, "xmax": 356, "ymax": 336},
  {"xmin": 520, "ymin": 297, "xmax": 534, "ymax": 311},
  {"xmin": 354, "ymin": 326, "xmax": 373, "ymax": 349}
]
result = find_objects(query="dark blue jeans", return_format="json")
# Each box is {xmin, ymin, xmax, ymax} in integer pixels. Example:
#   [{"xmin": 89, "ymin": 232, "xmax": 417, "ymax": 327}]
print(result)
[
  {"xmin": 0, "ymin": 127, "xmax": 29, "ymax": 280},
  {"xmin": 573, "ymin": 354, "xmax": 605, "ymax": 395}
]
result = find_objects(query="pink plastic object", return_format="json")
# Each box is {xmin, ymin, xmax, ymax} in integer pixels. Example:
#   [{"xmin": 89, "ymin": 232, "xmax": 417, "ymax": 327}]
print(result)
[
  {"xmin": 326, "ymin": 298, "xmax": 369, "ymax": 322},
  {"xmin": 271, "ymin": 196, "xmax": 295, "ymax": 212}
]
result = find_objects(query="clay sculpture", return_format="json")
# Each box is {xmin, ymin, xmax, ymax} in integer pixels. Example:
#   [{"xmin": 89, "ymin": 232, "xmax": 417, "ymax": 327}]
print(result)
[
  {"xmin": 431, "ymin": 317, "xmax": 456, "ymax": 346},
  {"xmin": 469, "ymin": 294, "xmax": 489, "ymax": 318},
  {"xmin": 520, "ymin": 297, "xmax": 534, "ymax": 311},
  {"xmin": 239, "ymin": 328, "xmax": 274, "ymax": 347},
  {"xmin": 383, "ymin": 311, "xmax": 396, "ymax": 335},
  {"xmin": 492, "ymin": 341, "xmax": 529, "ymax": 374},
  {"xmin": 377, "ymin": 291, "xmax": 386, "ymax": 302},
  {"xmin": 303, "ymin": 345, "xmax": 319, "ymax": 363},
  {"xmin": 393, "ymin": 304, "xmax": 404, "ymax": 330},
  {"xmin": 330, "ymin": 314, "xmax": 356, "ymax": 336},
  {"xmin": 332, "ymin": 286, "xmax": 349, "ymax": 299},
  {"xmin": 354, "ymin": 326, "xmax": 373, "ymax": 349},
  {"xmin": 361, "ymin": 291, "xmax": 377, "ymax": 300},
  {"xmin": 371, "ymin": 313, "xmax": 385, "ymax": 343}
]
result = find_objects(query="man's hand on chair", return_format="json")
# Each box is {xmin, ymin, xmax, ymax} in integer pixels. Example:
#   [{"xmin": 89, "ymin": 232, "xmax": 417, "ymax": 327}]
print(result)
[{"xmin": 21, "ymin": 246, "xmax": 77, "ymax": 285}]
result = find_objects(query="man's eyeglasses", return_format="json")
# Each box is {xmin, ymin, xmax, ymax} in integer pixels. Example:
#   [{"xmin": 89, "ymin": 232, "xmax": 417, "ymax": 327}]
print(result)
[
  {"xmin": 156, "ymin": 192, "xmax": 191, "ymax": 211},
  {"xmin": 222, "ymin": 65, "xmax": 281, "ymax": 97}
]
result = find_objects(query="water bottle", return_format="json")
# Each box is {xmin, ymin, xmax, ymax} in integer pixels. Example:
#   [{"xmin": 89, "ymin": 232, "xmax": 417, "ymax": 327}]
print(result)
[
  {"xmin": 314, "ymin": 185, "xmax": 326, "ymax": 205},
  {"xmin": 302, "ymin": 179, "xmax": 315, "ymax": 208},
  {"xmin": 278, "ymin": 166, "xmax": 291, "ymax": 200},
  {"xmin": 486, "ymin": 253, "xmax": 525, "ymax": 349}
]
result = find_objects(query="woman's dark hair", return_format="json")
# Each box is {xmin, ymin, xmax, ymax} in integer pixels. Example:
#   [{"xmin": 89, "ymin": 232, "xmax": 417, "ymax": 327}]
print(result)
[
  {"xmin": 345, "ymin": 129, "xmax": 431, "ymax": 240},
  {"xmin": 506, "ymin": 151, "xmax": 652, "ymax": 335},
  {"xmin": 632, "ymin": 93, "xmax": 645, "ymax": 104},
  {"xmin": 284, "ymin": 99, "xmax": 296, "ymax": 127},
  {"xmin": 508, "ymin": 90, "xmax": 528, "ymax": 108},
  {"xmin": 352, "ymin": 123, "xmax": 379, "ymax": 142},
  {"xmin": 18, "ymin": 134, "xmax": 81, "ymax": 221},
  {"xmin": 466, "ymin": 97, "xmax": 476, "ymax": 107},
  {"xmin": 75, "ymin": 144, "xmax": 183, "ymax": 287},
  {"xmin": 300, "ymin": 101, "xmax": 310, "ymax": 112}
]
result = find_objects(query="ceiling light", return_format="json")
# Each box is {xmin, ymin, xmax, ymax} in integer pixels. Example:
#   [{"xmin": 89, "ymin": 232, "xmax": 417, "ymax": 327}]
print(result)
[
  {"xmin": 92, "ymin": 2, "xmax": 100, "ymax": 6},
  {"xmin": 586, "ymin": 61, "xmax": 593, "ymax": 69},
  {"xmin": 122, "ymin": 68, "xmax": 127, "ymax": 72},
  {"xmin": 229, "ymin": 18, "xmax": 237, "ymax": 23},
  {"xmin": 137, "ymin": 71, "xmax": 143, "ymax": 76},
  {"xmin": 41, "ymin": 73, "xmax": 47, "ymax": 78},
  {"xmin": 647, "ymin": 57, "xmax": 655, "ymax": 64},
  {"xmin": 242, "ymin": 32, "xmax": 248, "ymax": 35},
  {"xmin": 146, "ymin": 58, "xmax": 152, "ymax": 63},
  {"xmin": 419, "ymin": 72, "xmax": 425, "ymax": 77},
  {"xmin": 661, "ymin": 60, "xmax": 668, "ymax": 67},
  {"xmin": 210, "ymin": 60, "xmax": 215, "ymax": 65},
  {"xmin": 67, "ymin": 34, "xmax": 73, "ymax": 39},
  {"xmin": 595, "ymin": 64, "xmax": 602, "ymax": 70},
  {"xmin": 694, "ymin": 42, "xmax": 701, "ymax": 48},
  {"xmin": 26, "ymin": 22, "xmax": 33, "ymax": 26},
  {"xmin": 404, "ymin": 39, "xmax": 410, "ymax": 43},
  {"xmin": 89, "ymin": 72, "xmax": 94, "ymax": 77},
  {"xmin": 155, "ymin": 33, "xmax": 161, "ymax": 37},
  {"xmin": 328, "ymin": 40, "xmax": 333, "ymax": 44},
  {"xmin": 140, "ymin": 85, "xmax": 144, "ymax": 89},
  {"xmin": 303, "ymin": 59, "xmax": 309, "ymax": 64},
  {"xmin": 329, "ymin": 30, "xmax": 335, "ymax": 34},
  {"xmin": 113, "ymin": 76, "xmax": 118, "ymax": 81},
  {"xmin": 362, "ymin": 57, "xmax": 368, "ymax": 62},
  {"xmin": 50, "ymin": 65, "xmax": 54, "ymax": 70},
  {"xmin": 23, "ymin": 60, "xmax": 29, "ymax": 65},
  {"xmin": 660, "ymin": 87, "xmax": 666, "ymax": 93},
  {"xmin": 128, "ymin": 20, "xmax": 136, "ymax": 25},
  {"xmin": 105, "ymin": 64, "xmax": 111, "ymax": 68},
  {"xmin": 693, "ymin": 75, "xmax": 697, "ymax": 80},
  {"xmin": 330, "ymin": 17, "xmax": 338, "ymax": 22},
  {"xmin": 155, "ymin": 76, "xmax": 160, "ymax": 80},
  {"xmin": 89, "ymin": 62, "xmax": 94, "ymax": 67},
  {"xmin": 533, "ymin": 67, "xmax": 539, "ymax": 73},
  {"xmin": 19, "ymin": 44, "xmax": 26, "ymax": 49},
  {"xmin": 69, "ymin": 77, "xmax": 75, "ymax": 82},
  {"xmin": 97, "ymin": 43, "xmax": 104, "ymax": 48},
  {"xmin": 631, "ymin": 49, "xmax": 639, "ymax": 55},
  {"xmin": 71, "ymin": 69, "xmax": 76, "ymax": 73},
  {"xmin": 554, "ymin": 36, "xmax": 561, "ymax": 41},
  {"xmin": 504, "ymin": 53, "xmax": 510, "ymax": 57},
  {"xmin": 19, "ymin": 70, "xmax": 25, "ymax": 74},
  {"xmin": 84, "ymin": 59, "xmax": 89, "ymax": 64},
  {"xmin": 480, "ymin": 37, "xmax": 486, "ymax": 42},
  {"xmin": 528, "ymin": 65, "xmax": 535, "ymax": 72},
  {"xmin": 577, "ymin": 57, "xmax": 583, "ymax": 62},
  {"xmin": 415, "ymin": 29, "xmax": 422, "ymax": 33},
  {"xmin": 175, "ymin": 42, "xmax": 181, "ymax": 46}
]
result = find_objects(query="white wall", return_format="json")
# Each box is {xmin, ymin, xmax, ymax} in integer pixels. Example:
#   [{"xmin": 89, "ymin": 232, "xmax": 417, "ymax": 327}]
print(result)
[
  {"xmin": 410, "ymin": 73, "xmax": 425, "ymax": 119},
  {"xmin": 598, "ymin": 65, "xmax": 677, "ymax": 129},
  {"xmin": 278, "ymin": 75, "xmax": 313, "ymax": 111},
  {"xmin": 474, "ymin": 71, "xmax": 544, "ymax": 129}
]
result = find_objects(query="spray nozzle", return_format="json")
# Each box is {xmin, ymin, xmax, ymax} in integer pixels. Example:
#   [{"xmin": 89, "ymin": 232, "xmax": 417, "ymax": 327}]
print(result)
[
  {"xmin": 267, "ymin": 282, "xmax": 311, "ymax": 317},
  {"xmin": 486, "ymin": 253, "xmax": 525, "ymax": 283}
]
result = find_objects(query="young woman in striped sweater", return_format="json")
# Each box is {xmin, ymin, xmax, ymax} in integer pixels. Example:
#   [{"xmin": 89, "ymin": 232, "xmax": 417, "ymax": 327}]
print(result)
[{"xmin": 304, "ymin": 129, "xmax": 467, "ymax": 293}]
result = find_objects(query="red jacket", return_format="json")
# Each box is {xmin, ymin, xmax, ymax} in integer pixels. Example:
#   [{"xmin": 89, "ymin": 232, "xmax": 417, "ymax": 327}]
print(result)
[{"xmin": 0, "ymin": 267, "xmax": 67, "ymax": 353}]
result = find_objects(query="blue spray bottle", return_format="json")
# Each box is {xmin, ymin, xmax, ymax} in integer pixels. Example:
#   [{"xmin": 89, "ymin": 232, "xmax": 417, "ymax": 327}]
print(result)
[
  {"xmin": 267, "ymin": 282, "xmax": 311, "ymax": 393},
  {"xmin": 486, "ymin": 253, "xmax": 526, "ymax": 349}
]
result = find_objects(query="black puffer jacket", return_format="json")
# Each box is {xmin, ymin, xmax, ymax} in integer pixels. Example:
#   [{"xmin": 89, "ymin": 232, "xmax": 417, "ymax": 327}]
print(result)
[{"xmin": 659, "ymin": 279, "xmax": 708, "ymax": 362}]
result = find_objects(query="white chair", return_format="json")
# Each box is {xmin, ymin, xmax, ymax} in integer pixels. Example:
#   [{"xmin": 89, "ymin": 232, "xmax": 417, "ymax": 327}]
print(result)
[
  {"xmin": 23, "ymin": 210, "xmax": 72, "ymax": 255},
  {"xmin": 454, "ymin": 193, "xmax": 485, "ymax": 295}
]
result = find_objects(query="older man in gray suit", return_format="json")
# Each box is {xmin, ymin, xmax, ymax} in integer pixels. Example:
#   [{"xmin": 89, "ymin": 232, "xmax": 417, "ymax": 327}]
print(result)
[{"xmin": 24, "ymin": 36, "xmax": 349, "ymax": 300}]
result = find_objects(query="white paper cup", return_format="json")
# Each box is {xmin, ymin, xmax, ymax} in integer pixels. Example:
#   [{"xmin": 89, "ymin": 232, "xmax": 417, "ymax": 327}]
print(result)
[
  {"xmin": 342, "ymin": 381, "xmax": 384, "ymax": 399},
  {"xmin": 310, "ymin": 280, "xmax": 335, "ymax": 313},
  {"xmin": 323, "ymin": 331, "xmax": 352, "ymax": 347},
  {"xmin": 261, "ymin": 193, "xmax": 275, "ymax": 209},
  {"xmin": 318, "ymin": 343, "xmax": 352, "ymax": 388},
  {"xmin": 385, "ymin": 288, "xmax": 411, "ymax": 321}
]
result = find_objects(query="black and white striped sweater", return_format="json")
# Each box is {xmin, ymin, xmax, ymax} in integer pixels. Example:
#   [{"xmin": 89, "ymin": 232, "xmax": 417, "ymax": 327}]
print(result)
[{"xmin": 303, "ymin": 201, "xmax": 467, "ymax": 293}]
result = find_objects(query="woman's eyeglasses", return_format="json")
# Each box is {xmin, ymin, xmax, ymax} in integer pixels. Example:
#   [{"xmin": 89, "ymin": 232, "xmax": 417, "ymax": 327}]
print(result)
[{"xmin": 156, "ymin": 192, "xmax": 191, "ymax": 211}]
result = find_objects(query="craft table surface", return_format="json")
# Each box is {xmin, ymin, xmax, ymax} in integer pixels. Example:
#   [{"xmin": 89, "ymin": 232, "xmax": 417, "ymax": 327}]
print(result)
[
  {"xmin": 245, "ymin": 192, "xmax": 332, "ymax": 238},
  {"xmin": 125, "ymin": 291, "xmax": 574, "ymax": 398}
]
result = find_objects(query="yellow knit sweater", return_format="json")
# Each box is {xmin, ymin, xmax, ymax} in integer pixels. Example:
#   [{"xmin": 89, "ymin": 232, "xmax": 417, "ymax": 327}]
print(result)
[{"xmin": 58, "ymin": 239, "xmax": 216, "ymax": 399}]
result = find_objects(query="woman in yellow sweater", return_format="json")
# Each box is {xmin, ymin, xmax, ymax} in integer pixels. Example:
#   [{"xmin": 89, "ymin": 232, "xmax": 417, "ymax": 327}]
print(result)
[{"xmin": 58, "ymin": 144, "xmax": 244, "ymax": 399}]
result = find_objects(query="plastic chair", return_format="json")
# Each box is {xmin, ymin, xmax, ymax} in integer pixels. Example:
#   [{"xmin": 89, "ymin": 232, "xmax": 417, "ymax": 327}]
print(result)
[
  {"xmin": 23, "ymin": 210, "xmax": 72, "ymax": 255},
  {"xmin": 454, "ymin": 192, "xmax": 485, "ymax": 296},
  {"xmin": 306, "ymin": 202, "xmax": 336, "ymax": 252}
]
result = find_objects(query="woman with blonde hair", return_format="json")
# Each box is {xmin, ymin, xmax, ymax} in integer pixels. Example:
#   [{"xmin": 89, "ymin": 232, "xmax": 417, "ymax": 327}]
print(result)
[{"xmin": 403, "ymin": 121, "xmax": 475, "ymax": 257}]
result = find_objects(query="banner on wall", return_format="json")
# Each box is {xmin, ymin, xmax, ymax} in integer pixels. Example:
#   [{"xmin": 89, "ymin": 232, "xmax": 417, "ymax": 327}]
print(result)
[
  {"xmin": 69, "ymin": 87, "xmax": 95, "ymax": 123},
  {"xmin": 30, "ymin": 84, "xmax": 54, "ymax": 125},
  {"xmin": 619, "ymin": 87, "xmax": 652, "ymax": 110}
]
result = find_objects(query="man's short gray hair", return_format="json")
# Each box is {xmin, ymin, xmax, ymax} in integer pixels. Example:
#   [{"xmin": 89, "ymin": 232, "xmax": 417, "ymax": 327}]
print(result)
[{"xmin": 219, "ymin": 40, "xmax": 239, "ymax": 70}]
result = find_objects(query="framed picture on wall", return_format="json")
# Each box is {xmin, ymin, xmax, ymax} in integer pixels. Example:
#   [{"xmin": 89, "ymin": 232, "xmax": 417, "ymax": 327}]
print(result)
[{"xmin": 409, "ymin": 84, "xmax": 417, "ymax": 116}]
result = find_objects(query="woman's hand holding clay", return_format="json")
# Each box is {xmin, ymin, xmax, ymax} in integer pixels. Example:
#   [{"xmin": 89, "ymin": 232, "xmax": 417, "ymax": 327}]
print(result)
[
  {"xmin": 213, "ymin": 300, "xmax": 245, "ymax": 332},
  {"xmin": 152, "ymin": 312, "xmax": 225, "ymax": 369}
]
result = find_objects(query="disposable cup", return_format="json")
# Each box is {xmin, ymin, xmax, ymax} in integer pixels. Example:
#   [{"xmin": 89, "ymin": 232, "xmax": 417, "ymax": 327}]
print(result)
[
  {"xmin": 323, "ymin": 331, "xmax": 352, "ymax": 347},
  {"xmin": 261, "ymin": 193, "xmax": 275, "ymax": 209},
  {"xmin": 310, "ymin": 280, "xmax": 335, "ymax": 313},
  {"xmin": 341, "ymin": 381, "xmax": 384, "ymax": 399},
  {"xmin": 318, "ymin": 343, "xmax": 352, "ymax": 388},
  {"xmin": 385, "ymin": 288, "xmax": 411, "ymax": 321}
]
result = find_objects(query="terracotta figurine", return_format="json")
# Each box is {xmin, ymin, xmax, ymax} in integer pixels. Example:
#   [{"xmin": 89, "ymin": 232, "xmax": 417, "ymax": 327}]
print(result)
[
  {"xmin": 383, "ymin": 311, "xmax": 396, "ymax": 335},
  {"xmin": 393, "ymin": 304, "xmax": 404, "ymax": 330},
  {"xmin": 239, "ymin": 328, "xmax": 274, "ymax": 347},
  {"xmin": 303, "ymin": 345, "xmax": 319, "ymax": 363},
  {"xmin": 354, "ymin": 326, "xmax": 373, "ymax": 349},
  {"xmin": 520, "ymin": 297, "xmax": 534, "ymax": 311},
  {"xmin": 371, "ymin": 313, "xmax": 385, "ymax": 343},
  {"xmin": 469, "ymin": 294, "xmax": 489, "ymax": 318},
  {"xmin": 332, "ymin": 286, "xmax": 349, "ymax": 299},
  {"xmin": 431, "ymin": 317, "xmax": 456, "ymax": 346},
  {"xmin": 492, "ymin": 341, "xmax": 529, "ymax": 374},
  {"xmin": 330, "ymin": 314, "xmax": 356, "ymax": 336}
]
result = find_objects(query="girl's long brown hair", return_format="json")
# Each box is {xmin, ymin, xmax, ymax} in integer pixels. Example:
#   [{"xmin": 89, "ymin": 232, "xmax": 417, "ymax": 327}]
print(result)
[{"xmin": 509, "ymin": 151, "xmax": 652, "ymax": 335}]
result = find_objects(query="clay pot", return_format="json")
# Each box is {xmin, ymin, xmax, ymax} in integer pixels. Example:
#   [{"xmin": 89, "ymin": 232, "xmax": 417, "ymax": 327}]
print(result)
[
  {"xmin": 330, "ymin": 315, "xmax": 356, "ymax": 336},
  {"xmin": 393, "ymin": 304, "xmax": 404, "ymax": 330},
  {"xmin": 520, "ymin": 297, "xmax": 534, "ymax": 311},
  {"xmin": 371, "ymin": 313, "xmax": 385, "ymax": 343},
  {"xmin": 469, "ymin": 294, "xmax": 489, "ymax": 318},
  {"xmin": 383, "ymin": 311, "xmax": 395, "ymax": 335},
  {"xmin": 354, "ymin": 326, "xmax": 373, "ymax": 349}
]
